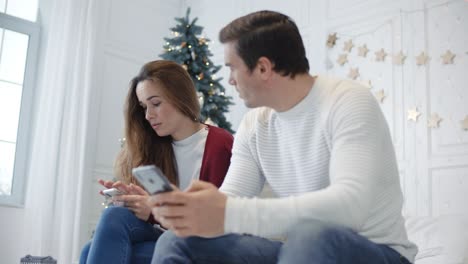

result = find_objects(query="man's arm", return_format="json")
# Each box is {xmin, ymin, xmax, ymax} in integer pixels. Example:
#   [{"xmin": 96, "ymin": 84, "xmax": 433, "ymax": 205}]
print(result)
[{"xmin": 219, "ymin": 109, "xmax": 266, "ymax": 197}]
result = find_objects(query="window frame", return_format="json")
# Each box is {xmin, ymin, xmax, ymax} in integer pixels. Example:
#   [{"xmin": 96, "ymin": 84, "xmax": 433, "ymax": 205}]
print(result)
[{"xmin": 0, "ymin": 12, "xmax": 40, "ymax": 207}]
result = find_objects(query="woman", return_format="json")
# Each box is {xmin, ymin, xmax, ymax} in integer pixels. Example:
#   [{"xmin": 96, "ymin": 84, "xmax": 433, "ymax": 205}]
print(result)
[{"xmin": 79, "ymin": 60, "xmax": 233, "ymax": 263}]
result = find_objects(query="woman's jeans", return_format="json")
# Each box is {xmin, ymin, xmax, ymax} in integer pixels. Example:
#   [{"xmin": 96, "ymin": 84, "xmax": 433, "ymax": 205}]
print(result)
[
  {"xmin": 151, "ymin": 219, "xmax": 412, "ymax": 264},
  {"xmin": 80, "ymin": 206, "xmax": 163, "ymax": 264}
]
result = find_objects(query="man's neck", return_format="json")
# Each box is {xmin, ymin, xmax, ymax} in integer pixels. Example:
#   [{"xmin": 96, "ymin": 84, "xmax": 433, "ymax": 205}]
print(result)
[{"xmin": 269, "ymin": 74, "xmax": 316, "ymax": 112}]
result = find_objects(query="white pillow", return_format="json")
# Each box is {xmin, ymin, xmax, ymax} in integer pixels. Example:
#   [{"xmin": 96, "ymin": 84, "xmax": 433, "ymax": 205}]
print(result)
[{"xmin": 405, "ymin": 214, "xmax": 468, "ymax": 264}]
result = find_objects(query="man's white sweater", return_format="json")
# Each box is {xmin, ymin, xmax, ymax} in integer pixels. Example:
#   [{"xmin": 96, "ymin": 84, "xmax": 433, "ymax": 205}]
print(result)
[{"xmin": 220, "ymin": 75, "xmax": 418, "ymax": 262}]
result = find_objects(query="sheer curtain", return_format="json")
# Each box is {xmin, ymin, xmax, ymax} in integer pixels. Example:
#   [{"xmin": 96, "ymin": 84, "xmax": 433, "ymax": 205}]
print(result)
[{"xmin": 22, "ymin": 0, "xmax": 98, "ymax": 262}]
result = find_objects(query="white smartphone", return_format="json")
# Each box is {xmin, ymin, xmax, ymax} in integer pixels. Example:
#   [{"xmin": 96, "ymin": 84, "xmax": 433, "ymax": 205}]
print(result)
[
  {"xmin": 132, "ymin": 165, "xmax": 173, "ymax": 194},
  {"xmin": 102, "ymin": 187, "xmax": 124, "ymax": 198},
  {"xmin": 102, "ymin": 187, "xmax": 125, "ymax": 207}
]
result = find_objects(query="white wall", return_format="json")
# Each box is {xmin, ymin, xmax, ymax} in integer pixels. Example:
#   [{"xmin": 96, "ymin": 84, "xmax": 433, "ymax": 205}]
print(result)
[{"xmin": 324, "ymin": 0, "xmax": 468, "ymax": 217}]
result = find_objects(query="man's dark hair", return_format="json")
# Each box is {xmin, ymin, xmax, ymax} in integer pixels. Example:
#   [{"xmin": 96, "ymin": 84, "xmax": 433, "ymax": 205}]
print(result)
[{"xmin": 219, "ymin": 10, "xmax": 309, "ymax": 78}]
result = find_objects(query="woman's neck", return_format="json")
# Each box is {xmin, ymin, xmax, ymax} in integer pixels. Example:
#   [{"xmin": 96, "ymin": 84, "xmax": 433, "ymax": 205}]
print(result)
[{"xmin": 172, "ymin": 121, "xmax": 205, "ymax": 141}]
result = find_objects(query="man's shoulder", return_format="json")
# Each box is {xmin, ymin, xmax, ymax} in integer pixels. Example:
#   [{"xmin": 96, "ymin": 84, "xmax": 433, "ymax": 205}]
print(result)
[
  {"xmin": 236, "ymin": 107, "xmax": 273, "ymax": 138},
  {"xmin": 243, "ymin": 107, "xmax": 273, "ymax": 126}
]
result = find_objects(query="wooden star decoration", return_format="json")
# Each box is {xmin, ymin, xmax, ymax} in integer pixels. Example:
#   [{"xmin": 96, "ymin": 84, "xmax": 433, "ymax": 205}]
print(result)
[
  {"xmin": 375, "ymin": 89, "xmax": 386, "ymax": 103},
  {"xmin": 343, "ymin": 40, "xmax": 354, "ymax": 52},
  {"xmin": 416, "ymin": 52, "xmax": 430, "ymax": 66},
  {"xmin": 407, "ymin": 107, "xmax": 421, "ymax": 122},
  {"xmin": 348, "ymin": 67, "xmax": 360, "ymax": 80},
  {"xmin": 462, "ymin": 116, "xmax": 468, "ymax": 131},
  {"xmin": 359, "ymin": 80, "xmax": 372, "ymax": 89},
  {"xmin": 337, "ymin": 54, "xmax": 348, "ymax": 66},
  {"xmin": 393, "ymin": 51, "xmax": 406, "ymax": 65},
  {"xmin": 358, "ymin": 44, "xmax": 369, "ymax": 57},
  {"xmin": 326, "ymin": 33, "xmax": 338, "ymax": 48},
  {"xmin": 375, "ymin": 48, "xmax": 387, "ymax": 62},
  {"xmin": 441, "ymin": 50, "xmax": 455, "ymax": 64},
  {"xmin": 428, "ymin": 113, "xmax": 442, "ymax": 128}
]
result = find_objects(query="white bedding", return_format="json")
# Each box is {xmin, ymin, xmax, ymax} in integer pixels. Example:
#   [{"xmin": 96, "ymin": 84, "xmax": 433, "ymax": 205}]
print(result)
[{"xmin": 405, "ymin": 214, "xmax": 468, "ymax": 264}]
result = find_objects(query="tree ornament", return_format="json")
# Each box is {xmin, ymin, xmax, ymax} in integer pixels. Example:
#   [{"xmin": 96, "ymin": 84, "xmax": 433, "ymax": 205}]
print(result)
[
  {"xmin": 348, "ymin": 67, "xmax": 360, "ymax": 80},
  {"xmin": 343, "ymin": 40, "xmax": 354, "ymax": 52},
  {"xmin": 375, "ymin": 89, "xmax": 386, "ymax": 103},
  {"xmin": 393, "ymin": 51, "xmax": 406, "ymax": 65},
  {"xmin": 407, "ymin": 107, "xmax": 421, "ymax": 122},
  {"xmin": 358, "ymin": 44, "xmax": 369, "ymax": 57},
  {"xmin": 326, "ymin": 33, "xmax": 338, "ymax": 48},
  {"xmin": 375, "ymin": 48, "xmax": 387, "ymax": 62},
  {"xmin": 197, "ymin": 91, "xmax": 204, "ymax": 107},
  {"xmin": 441, "ymin": 50, "xmax": 455, "ymax": 64},
  {"xmin": 416, "ymin": 52, "xmax": 430, "ymax": 66},
  {"xmin": 359, "ymin": 80, "xmax": 372, "ymax": 89},
  {"xmin": 428, "ymin": 113, "xmax": 442, "ymax": 128},
  {"xmin": 461, "ymin": 116, "xmax": 468, "ymax": 131},
  {"xmin": 337, "ymin": 54, "xmax": 348, "ymax": 66}
]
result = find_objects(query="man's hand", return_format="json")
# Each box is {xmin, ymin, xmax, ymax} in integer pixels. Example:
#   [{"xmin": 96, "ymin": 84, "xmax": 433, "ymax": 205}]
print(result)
[{"xmin": 148, "ymin": 180, "xmax": 227, "ymax": 238}]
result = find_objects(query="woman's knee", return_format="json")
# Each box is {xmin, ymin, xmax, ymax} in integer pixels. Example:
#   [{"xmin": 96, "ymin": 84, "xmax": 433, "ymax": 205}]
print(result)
[
  {"xmin": 79, "ymin": 240, "xmax": 92, "ymax": 264},
  {"xmin": 95, "ymin": 206, "xmax": 134, "ymax": 234}
]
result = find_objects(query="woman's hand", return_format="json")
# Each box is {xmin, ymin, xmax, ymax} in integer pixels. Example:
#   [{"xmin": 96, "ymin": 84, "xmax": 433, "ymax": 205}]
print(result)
[{"xmin": 114, "ymin": 184, "xmax": 152, "ymax": 221}]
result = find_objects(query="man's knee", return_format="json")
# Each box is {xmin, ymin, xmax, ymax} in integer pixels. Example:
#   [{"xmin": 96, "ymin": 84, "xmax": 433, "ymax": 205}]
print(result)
[{"xmin": 286, "ymin": 219, "xmax": 351, "ymax": 250}]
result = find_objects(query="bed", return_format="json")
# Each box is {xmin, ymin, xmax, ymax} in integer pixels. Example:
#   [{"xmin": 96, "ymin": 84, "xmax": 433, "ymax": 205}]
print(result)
[{"xmin": 406, "ymin": 214, "xmax": 468, "ymax": 264}]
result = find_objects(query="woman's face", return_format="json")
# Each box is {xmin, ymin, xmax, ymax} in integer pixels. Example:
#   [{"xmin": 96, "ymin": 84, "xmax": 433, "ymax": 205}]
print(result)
[{"xmin": 136, "ymin": 79, "xmax": 188, "ymax": 139}]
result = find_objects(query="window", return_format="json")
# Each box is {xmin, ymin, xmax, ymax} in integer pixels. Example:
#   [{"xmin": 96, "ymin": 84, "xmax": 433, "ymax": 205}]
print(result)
[{"xmin": 0, "ymin": 0, "xmax": 39, "ymax": 206}]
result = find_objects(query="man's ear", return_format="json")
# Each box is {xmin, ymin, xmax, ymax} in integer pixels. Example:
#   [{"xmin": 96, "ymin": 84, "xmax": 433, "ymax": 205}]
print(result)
[{"xmin": 256, "ymin": 57, "xmax": 274, "ymax": 80}]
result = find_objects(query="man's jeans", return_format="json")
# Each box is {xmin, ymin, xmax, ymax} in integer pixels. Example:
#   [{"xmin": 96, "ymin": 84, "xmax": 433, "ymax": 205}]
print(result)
[
  {"xmin": 80, "ymin": 206, "xmax": 163, "ymax": 264},
  {"xmin": 152, "ymin": 219, "xmax": 412, "ymax": 264}
]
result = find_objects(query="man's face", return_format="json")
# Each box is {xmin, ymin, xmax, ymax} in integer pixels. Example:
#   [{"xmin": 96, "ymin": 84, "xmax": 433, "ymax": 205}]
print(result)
[{"xmin": 224, "ymin": 42, "xmax": 263, "ymax": 108}]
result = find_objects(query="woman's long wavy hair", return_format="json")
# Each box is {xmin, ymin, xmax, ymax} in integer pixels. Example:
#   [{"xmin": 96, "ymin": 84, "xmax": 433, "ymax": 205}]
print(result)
[{"xmin": 114, "ymin": 60, "xmax": 201, "ymax": 187}]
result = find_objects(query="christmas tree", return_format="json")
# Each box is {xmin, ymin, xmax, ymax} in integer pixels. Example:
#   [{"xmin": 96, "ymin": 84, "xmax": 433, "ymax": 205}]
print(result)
[{"xmin": 160, "ymin": 8, "xmax": 234, "ymax": 133}]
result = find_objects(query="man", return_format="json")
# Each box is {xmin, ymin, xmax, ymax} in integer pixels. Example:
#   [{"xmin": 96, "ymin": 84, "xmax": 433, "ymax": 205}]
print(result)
[{"xmin": 149, "ymin": 10, "xmax": 417, "ymax": 264}]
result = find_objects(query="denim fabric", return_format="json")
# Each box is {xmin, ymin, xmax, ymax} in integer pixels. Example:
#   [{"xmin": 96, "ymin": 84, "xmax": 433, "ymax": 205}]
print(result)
[
  {"xmin": 152, "ymin": 219, "xmax": 411, "ymax": 264},
  {"xmin": 80, "ymin": 206, "xmax": 163, "ymax": 264}
]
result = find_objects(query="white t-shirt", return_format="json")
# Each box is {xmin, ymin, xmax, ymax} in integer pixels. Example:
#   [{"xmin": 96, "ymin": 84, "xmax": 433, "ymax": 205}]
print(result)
[
  {"xmin": 220, "ymin": 75, "xmax": 418, "ymax": 262},
  {"xmin": 172, "ymin": 126, "xmax": 208, "ymax": 190}
]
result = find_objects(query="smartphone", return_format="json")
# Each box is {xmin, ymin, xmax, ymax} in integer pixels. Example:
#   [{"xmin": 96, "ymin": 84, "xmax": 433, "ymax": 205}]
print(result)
[
  {"xmin": 102, "ymin": 187, "xmax": 125, "ymax": 207},
  {"xmin": 102, "ymin": 187, "xmax": 124, "ymax": 198},
  {"xmin": 132, "ymin": 165, "xmax": 173, "ymax": 194}
]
